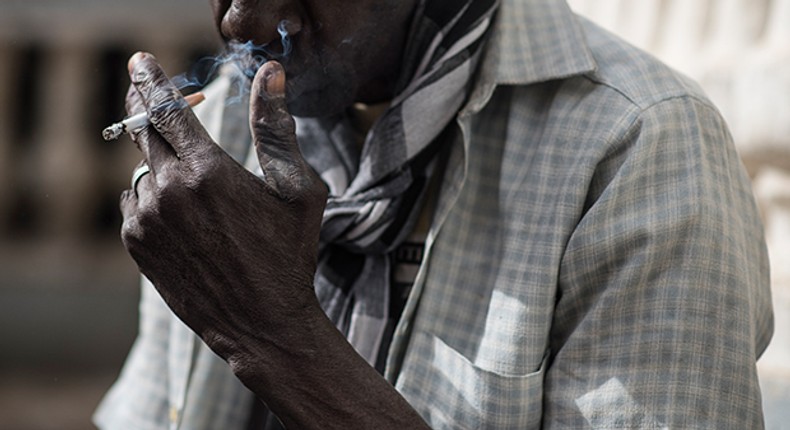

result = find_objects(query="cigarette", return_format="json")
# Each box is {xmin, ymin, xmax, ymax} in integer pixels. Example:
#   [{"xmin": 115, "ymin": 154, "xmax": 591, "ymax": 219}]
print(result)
[{"xmin": 102, "ymin": 92, "xmax": 206, "ymax": 141}]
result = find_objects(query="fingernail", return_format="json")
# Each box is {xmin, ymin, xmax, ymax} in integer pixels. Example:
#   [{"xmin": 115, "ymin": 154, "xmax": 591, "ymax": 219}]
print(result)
[
  {"xmin": 128, "ymin": 52, "xmax": 145, "ymax": 74},
  {"xmin": 262, "ymin": 62, "xmax": 286, "ymax": 97}
]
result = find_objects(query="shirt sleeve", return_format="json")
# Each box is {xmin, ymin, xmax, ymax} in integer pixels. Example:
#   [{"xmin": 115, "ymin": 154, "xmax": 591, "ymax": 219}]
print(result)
[
  {"xmin": 544, "ymin": 95, "xmax": 773, "ymax": 429},
  {"xmin": 93, "ymin": 278, "xmax": 172, "ymax": 429}
]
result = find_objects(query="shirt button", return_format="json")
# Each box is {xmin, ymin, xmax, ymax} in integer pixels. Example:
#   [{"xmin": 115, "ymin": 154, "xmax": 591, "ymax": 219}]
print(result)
[{"xmin": 169, "ymin": 406, "xmax": 180, "ymax": 423}]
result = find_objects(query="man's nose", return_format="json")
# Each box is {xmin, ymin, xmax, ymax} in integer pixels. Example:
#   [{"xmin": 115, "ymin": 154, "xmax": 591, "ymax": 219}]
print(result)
[{"xmin": 221, "ymin": 0, "xmax": 302, "ymax": 49}]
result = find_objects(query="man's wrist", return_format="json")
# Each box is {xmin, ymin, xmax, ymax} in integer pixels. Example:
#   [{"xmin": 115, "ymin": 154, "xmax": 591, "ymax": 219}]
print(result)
[
  {"xmin": 226, "ymin": 294, "xmax": 324, "ymax": 378},
  {"xmin": 223, "ymin": 294, "xmax": 429, "ymax": 429}
]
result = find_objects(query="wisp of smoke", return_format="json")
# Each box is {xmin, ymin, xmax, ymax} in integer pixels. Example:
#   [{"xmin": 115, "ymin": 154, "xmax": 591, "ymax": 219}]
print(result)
[{"xmin": 170, "ymin": 20, "xmax": 292, "ymax": 103}]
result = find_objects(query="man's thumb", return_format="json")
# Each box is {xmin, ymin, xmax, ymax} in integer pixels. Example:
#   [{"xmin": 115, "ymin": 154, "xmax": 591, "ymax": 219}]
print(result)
[{"xmin": 249, "ymin": 61, "xmax": 306, "ymax": 198}]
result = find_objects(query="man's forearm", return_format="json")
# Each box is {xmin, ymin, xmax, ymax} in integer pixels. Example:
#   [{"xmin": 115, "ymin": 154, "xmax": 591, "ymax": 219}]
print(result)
[{"xmin": 227, "ymin": 298, "xmax": 430, "ymax": 429}]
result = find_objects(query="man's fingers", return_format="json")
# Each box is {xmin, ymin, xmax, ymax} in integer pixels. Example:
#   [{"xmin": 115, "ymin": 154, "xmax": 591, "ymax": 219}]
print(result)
[
  {"xmin": 119, "ymin": 188, "xmax": 137, "ymax": 221},
  {"xmin": 250, "ymin": 61, "xmax": 310, "ymax": 197},
  {"xmin": 119, "ymin": 186, "xmax": 140, "ymax": 247},
  {"xmin": 125, "ymin": 84, "xmax": 145, "ymax": 117},
  {"xmin": 128, "ymin": 52, "xmax": 211, "ymax": 159},
  {"xmin": 125, "ymin": 84, "xmax": 177, "ymax": 169}
]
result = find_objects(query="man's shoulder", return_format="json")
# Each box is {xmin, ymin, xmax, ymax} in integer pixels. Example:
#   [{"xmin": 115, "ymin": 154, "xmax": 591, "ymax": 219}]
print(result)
[
  {"xmin": 574, "ymin": 16, "xmax": 713, "ymax": 112},
  {"xmin": 471, "ymin": 13, "xmax": 737, "ymax": 175},
  {"xmin": 486, "ymin": 14, "xmax": 728, "ymax": 151}
]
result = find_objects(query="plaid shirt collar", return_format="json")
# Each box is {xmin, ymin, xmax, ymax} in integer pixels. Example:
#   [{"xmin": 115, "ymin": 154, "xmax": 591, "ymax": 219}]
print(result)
[{"xmin": 463, "ymin": 0, "xmax": 597, "ymax": 115}]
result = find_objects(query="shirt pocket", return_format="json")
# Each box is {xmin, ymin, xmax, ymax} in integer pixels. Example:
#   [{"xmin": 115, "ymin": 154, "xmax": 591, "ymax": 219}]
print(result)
[{"xmin": 396, "ymin": 331, "xmax": 546, "ymax": 430}]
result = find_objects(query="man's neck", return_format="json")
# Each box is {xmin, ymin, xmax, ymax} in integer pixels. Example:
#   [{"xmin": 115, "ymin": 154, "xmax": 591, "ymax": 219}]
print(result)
[{"xmin": 348, "ymin": 102, "xmax": 390, "ymax": 148}]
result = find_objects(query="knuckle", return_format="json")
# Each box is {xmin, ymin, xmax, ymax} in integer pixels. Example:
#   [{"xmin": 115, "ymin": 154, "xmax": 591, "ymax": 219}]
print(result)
[
  {"xmin": 275, "ymin": 113, "xmax": 296, "ymax": 132},
  {"xmin": 120, "ymin": 216, "xmax": 143, "ymax": 251},
  {"xmin": 131, "ymin": 125, "xmax": 154, "ymax": 145},
  {"xmin": 120, "ymin": 189, "xmax": 133, "ymax": 203},
  {"xmin": 125, "ymin": 86, "xmax": 143, "ymax": 114},
  {"xmin": 148, "ymin": 96, "xmax": 185, "ymax": 129},
  {"xmin": 286, "ymin": 175, "xmax": 328, "ymax": 211},
  {"xmin": 295, "ymin": 166, "xmax": 328, "ymax": 198},
  {"xmin": 156, "ymin": 180, "xmax": 188, "ymax": 210},
  {"xmin": 181, "ymin": 160, "xmax": 215, "ymax": 192},
  {"xmin": 254, "ymin": 112, "xmax": 295, "ymax": 141},
  {"xmin": 135, "ymin": 203, "xmax": 160, "ymax": 229},
  {"xmin": 130, "ymin": 60, "xmax": 181, "ymax": 118},
  {"xmin": 130, "ymin": 67, "xmax": 149, "ymax": 86},
  {"xmin": 130, "ymin": 56, "xmax": 160, "ymax": 86}
]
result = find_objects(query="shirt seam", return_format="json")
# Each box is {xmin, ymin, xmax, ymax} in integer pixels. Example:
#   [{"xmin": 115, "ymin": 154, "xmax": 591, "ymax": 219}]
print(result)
[{"xmin": 580, "ymin": 73, "xmax": 719, "ymax": 114}]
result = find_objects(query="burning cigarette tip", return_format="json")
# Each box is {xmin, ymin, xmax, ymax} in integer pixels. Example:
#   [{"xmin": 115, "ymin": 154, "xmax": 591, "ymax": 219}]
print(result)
[{"xmin": 102, "ymin": 92, "xmax": 206, "ymax": 141}]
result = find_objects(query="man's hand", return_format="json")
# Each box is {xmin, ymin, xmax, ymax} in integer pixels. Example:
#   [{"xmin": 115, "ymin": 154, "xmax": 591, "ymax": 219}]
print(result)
[
  {"xmin": 119, "ymin": 52, "xmax": 429, "ymax": 429},
  {"xmin": 120, "ymin": 52, "xmax": 327, "ymax": 359}
]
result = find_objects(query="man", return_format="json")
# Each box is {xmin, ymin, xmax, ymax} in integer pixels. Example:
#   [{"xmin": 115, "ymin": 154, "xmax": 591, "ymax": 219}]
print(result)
[{"xmin": 95, "ymin": 0, "xmax": 773, "ymax": 428}]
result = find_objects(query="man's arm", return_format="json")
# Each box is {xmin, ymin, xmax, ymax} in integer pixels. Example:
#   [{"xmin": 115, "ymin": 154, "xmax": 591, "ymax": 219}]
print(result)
[
  {"xmin": 118, "ymin": 53, "xmax": 430, "ymax": 429},
  {"xmin": 546, "ymin": 95, "xmax": 773, "ymax": 428}
]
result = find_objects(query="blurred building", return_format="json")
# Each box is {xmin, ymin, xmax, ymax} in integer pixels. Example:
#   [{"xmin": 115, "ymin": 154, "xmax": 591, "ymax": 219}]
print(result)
[
  {"xmin": 0, "ymin": 1, "xmax": 220, "ymax": 291},
  {"xmin": 0, "ymin": 1, "xmax": 219, "ymax": 429}
]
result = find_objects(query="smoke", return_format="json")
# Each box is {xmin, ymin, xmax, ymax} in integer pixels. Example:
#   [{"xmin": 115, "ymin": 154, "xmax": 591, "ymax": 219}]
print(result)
[
  {"xmin": 277, "ymin": 20, "xmax": 292, "ymax": 60},
  {"xmin": 170, "ymin": 19, "xmax": 293, "ymax": 101}
]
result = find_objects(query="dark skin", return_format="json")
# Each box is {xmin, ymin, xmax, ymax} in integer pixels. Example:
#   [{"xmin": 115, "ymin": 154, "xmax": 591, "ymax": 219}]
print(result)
[
  {"xmin": 213, "ymin": 0, "xmax": 418, "ymax": 116},
  {"xmin": 119, "ymin": 0, "xmax": 431, "ymax": 428}
]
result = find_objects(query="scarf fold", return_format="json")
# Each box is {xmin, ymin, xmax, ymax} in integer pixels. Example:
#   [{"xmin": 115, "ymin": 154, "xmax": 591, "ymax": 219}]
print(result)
[{"xmin": 291, "ymin": 0, "xmax": 500, "ymax": 365}]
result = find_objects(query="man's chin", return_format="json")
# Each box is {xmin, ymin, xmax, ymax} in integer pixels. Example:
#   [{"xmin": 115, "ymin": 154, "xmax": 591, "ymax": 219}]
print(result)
[{"xmin": 286, "ymin": 84, "xmax": 355, "ymax": 118}]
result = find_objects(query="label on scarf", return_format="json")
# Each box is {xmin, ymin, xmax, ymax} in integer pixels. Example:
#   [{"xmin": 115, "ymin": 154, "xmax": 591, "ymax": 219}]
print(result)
[{"xmin": 392, "ymin": 241, "xmax": 424, "ymax": 306}]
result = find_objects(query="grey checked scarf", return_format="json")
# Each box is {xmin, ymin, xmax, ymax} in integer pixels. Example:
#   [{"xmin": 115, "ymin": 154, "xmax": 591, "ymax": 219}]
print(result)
[
  {"xmin": 289, "ymin": 0, "xmax": 500, "ymax": 366},
  {"xmin": 202, "ymin": 1, "xmax": 501, "ymax": 428},
  {"xmin": 223, "ymin": 0, "xmax": 500, "ymax": 373}
]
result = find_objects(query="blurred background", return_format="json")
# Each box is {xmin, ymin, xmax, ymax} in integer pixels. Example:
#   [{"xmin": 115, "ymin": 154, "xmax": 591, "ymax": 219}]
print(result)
[
  {"xmin": 0, "ymin": 1, "xmax": 219, "ymax": 429},
  {"xmin": 0, "ymin": 0, "xmax": 787, "ymax": 428}
]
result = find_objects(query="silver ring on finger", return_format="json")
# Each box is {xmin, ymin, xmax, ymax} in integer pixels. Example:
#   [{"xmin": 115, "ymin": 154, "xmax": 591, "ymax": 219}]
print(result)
[{"xmin": 131, "ymin": 164, "xmax": 151, "ymax": 197}]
